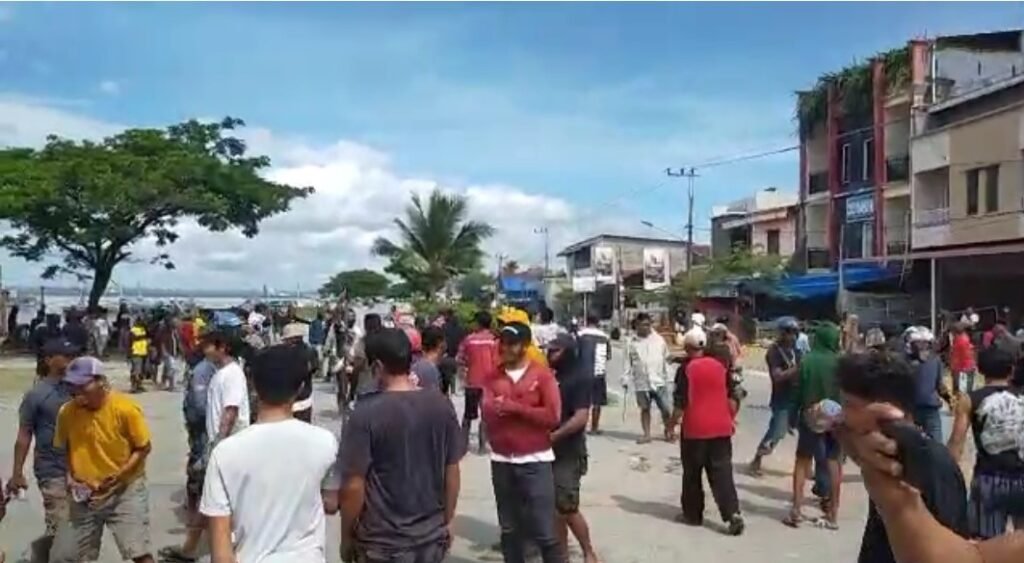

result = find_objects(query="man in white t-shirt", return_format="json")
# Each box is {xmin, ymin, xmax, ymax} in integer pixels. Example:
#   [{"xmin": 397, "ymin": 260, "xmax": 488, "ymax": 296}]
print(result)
[
  {"xmin": 202, "ymin": 344, "xmax": 340, "ymax": 563},
  {"xmin": 160, "ymin": 331, "xmax": 253, "ymax": 562}
]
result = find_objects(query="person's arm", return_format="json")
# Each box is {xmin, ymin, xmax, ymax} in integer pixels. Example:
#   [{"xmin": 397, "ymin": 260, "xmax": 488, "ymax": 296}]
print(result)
[
  {"xmin": 338, "ymin": 414, "xmax": 372, "ymax": 562},
  {"xmin": 218, "ymin": 407, "xmax": 239, "ymax": 441},
  {"xmin": 339, "ymin": 475, "xmax": 366, "ymax": 562},
  {"xmin": 668, "ymin": 365, "xmax": 688, "ymax": 441},
  {"xmin": 946, "ymin": 393, "xmax": 972, "ymax": 462},
  {"xmin": 208, "ymin": 516, "xmax": 236, "ymax": 563},
  {"xmin": 505, "ymin": 371, "xmax": 561, "ymax": 428},
  {"xmin": 8, "ymin": 393, "xmax": 37, "ymax": 494},
  {"xmin": 551, "ymin": 408, "xmax": 589, "ymax": 443},
  {"xmin": 443, "ymin": 463, "xmax": 460, "ymax": 528},
  {"xmin": 621, "ymin": 342, "xmax": 634, "ymax": 387}
]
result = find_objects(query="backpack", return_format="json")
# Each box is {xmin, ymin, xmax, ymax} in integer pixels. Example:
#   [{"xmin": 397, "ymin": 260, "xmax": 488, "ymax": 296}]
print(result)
[{"xmin": 977, "ymin": 390, "xmax": 1024, "ymax": 460}]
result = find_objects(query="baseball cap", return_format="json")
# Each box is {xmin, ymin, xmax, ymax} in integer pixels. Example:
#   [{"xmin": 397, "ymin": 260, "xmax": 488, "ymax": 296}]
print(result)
[
  {"xmin": 64, "ymin": 356, "xmax": 104, "ymax": 386},
  {"xmin": 682, "ymin": 327, "xmax": 706, "ymax": 349},
  {"xmin": 42, "ymin": 338, "xmax": 78, "ymax": 357},
  {"xmin": 776, "ymin": 316, "xmax": 800, "ymax": 331},
  {"xmin": 281, "ymin": 323, "xmax": 307, "ymax": 341},
  {"xmin": 500, "ymin": 322, "xmax": 532, "ymax": 345}
]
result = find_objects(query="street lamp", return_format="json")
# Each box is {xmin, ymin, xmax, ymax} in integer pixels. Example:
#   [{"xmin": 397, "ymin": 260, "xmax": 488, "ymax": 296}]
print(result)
[
  {"xmin": 640, "ymin": 220, "xmax": 685, "ymax": 242},
  {"xmin": 533, "ymin": 226, "xmax": 550, "ymax": 276}
]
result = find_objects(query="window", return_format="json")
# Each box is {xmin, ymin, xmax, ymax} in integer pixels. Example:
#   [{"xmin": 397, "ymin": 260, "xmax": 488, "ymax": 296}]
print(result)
[
  {"xmin": 841, "ymin": 143, "xmax": 851, "ymax": 184},
  {"xmin": 984, "ymin": 164, "xmax": 1000, "ymax": 213},
  {"xmin": 766, "ymin": 229, "xmax": 780, "ymax": 255},
  {"xmin": 863, "ymin": 138, "xmax": 874, "ymax": 183},
  {"xmin": 966, "ymin": 168, "xmax": 979, "ymax": 216}
]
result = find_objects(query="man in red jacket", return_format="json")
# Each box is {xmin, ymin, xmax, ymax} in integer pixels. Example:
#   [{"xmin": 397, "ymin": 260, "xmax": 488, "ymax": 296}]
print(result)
[
  {"xmin": 482, "ymin": 322, "xmax": 565, "ymax": 563},
  {"xmin": 458, "ymin": 311, "xmax": 498, "ymax": 454},
  {"xmin": 669, "ymin": 329, "xmax": 745, "ymax": 536}
]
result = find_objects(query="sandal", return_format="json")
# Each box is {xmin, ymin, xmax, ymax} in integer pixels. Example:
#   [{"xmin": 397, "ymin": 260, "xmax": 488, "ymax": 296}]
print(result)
[
  {"xmin": 158, "ymin": 546, "xmax": 197, "ymax": 562},
  {"xmin": 782, "ymin": 508, "xmax": 804, "ymax": 528},
  {"xmin": 812, "ymin": 517, "xmax": 840, "ymax": 531}
]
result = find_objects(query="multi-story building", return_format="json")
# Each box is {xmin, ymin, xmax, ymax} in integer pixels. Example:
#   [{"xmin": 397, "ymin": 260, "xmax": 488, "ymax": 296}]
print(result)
[
  {"xmin": 910, "ymin": 30, "xmax": 1024, "ymax": 314},
  {"xmin": 797, "ymin": 29, "xmax": 1024, "ymax": 277},
  {"xmin": 710, "ymin": 187, "xmax": 798, "ymax": 259}
]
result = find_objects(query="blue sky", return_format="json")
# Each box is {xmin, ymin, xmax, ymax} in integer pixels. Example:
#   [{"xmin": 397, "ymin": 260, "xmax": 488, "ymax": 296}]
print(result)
[{"xmin": 0, "ymin": 2, "xmax": 1021, "ymax": 288}]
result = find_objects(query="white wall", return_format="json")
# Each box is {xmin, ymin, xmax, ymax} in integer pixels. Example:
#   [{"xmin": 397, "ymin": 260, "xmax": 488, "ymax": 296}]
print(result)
[{"xmin": 911, "ymin": 130, "xmax": 950, "ymax": 172}]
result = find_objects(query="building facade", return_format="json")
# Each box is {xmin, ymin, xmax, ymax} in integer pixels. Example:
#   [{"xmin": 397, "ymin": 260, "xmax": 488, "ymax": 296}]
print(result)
[
  {"xmin": 711, "ymin": 187, "xmax": 798, "ymax": 259},
  {"xmin": 796, "ymin": 30, "xmax": 1024, "ymax": 272}
]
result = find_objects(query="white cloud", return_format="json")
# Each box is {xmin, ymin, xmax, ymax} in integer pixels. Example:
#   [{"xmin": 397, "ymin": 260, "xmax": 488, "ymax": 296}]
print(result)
[
  {"xmin": 98, "ymin": 80, "xmax": 120, "ymax": 96},
  {"xmin": 0, "ymin": 96, "xmax": 644, "ymax": 291}
]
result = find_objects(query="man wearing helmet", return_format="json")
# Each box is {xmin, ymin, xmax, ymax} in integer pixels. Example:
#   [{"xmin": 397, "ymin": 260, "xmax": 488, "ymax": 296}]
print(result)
[{"xmin": 905, "ymin": 326, "xmax": 951, "ymax": 442}]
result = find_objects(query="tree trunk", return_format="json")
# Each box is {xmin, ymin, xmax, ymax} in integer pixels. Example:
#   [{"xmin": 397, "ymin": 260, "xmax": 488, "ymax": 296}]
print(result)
[{"xmin": 88, "ymin": 264, "xmax": 114, "ymax": 311}]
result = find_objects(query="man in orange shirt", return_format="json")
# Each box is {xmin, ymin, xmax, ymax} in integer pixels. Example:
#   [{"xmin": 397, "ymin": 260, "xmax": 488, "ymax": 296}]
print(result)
[
  {"xmin": 949, "ymin": 322, "xmax": 977, "ymax": 398},
  {"xmin": 458, "ymin": 311, "xmax": 499, "ymax": 454}
]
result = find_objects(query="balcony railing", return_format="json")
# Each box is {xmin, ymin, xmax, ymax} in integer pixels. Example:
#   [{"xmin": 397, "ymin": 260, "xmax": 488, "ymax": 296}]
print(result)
[
  {"xmin": 886, "ymin": 240, "xmax": 909, "ymax": 256},
  {"xmin": 807, "ymin": 248, "xmax": 831, "ymax": 269},
  {"xmin": 886, "ymin": 155, "xmax": 910, "ymax": 183},
  {"xmin": 808, "ymin": 171, "xmax": 828, "ymax": 195},
  {"xmin": 914, "ymin": 207, "xmax": 950, "ymax": 227}
]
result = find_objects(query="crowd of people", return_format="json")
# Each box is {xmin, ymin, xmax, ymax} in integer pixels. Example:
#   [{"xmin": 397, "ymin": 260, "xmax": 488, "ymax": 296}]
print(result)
[{"xmin": 2, "ymin": 298, "xmax": 1024, "ymax": 563}]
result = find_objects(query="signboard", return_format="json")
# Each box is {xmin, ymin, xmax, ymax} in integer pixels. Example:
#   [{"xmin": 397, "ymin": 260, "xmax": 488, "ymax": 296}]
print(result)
[
  {"xmin": 592, "ymin": 245, "xmax": 615, "ymax": 284},
  {"xmin": 846, "ymin": 194, "xmax": 875, "ymax": 222},
  {"xmin": 642, "ymin": 247, "xmax": 670, "ymax": 290},
  {"xmin": 572, "ymin": 275, "xmax": 597, "ymax": 294}
]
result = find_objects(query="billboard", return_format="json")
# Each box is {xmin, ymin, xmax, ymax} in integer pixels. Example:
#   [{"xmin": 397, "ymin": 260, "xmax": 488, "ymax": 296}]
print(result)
[
  {"xmin": 643, "ymin": 247, "xmax": 670, "ymax": 290},
  {"xmin": 593, "ymin": 245, "xmax": 615, "ymax": 284},
  {"xmin": 572, "ymin": 275, "xmax": 597, "ymax": 294}
]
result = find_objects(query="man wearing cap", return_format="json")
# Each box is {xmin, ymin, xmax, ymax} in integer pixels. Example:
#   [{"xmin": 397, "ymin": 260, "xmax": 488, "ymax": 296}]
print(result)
[
  {"xmin": 905, "ymin": 327, "xmax": 949, "ymax": 442},
  {"xmin": 280, "ymin": 322, "xmax": 318, "ymax": 423},
  {"xmin": 622, "ymin": 313, "xmax": 673, "ymax": 444},
  {"xmin": 50, "ymin": 357, "xmax": 155, "ymax": 563},
  {"xmin": 547, "ymin": 333, "xmax": 600, "ymax": 563},
  {"xmin": 482, "ymin": 322, "xmax": 564, "ymax": 563},
  {"xmin": 748, "ymin": 317, "xmax": 802, "ymax": 476},
  {"xmin": 669, "ymin": 330, "xmax": 745, "ymax": 536},
  {"xmin": 7, "ymin": 339, "xmax": 77, "ymax": 563}
]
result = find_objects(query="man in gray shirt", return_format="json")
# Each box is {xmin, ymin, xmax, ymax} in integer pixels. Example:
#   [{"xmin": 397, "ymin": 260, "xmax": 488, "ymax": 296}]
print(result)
[
  {"xmin": 411, "ymin": 326, "xmax": 445, "ymax": 392},
  {"xmin": 7, "ymin": 338, "xmax": 77, "ymax": 562}
]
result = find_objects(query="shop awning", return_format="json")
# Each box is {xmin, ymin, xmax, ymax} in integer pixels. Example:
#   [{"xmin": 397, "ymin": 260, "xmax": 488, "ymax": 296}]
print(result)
[{"xmin": 770, "ymin": 265, "xmax": 900, "ymax": 300}]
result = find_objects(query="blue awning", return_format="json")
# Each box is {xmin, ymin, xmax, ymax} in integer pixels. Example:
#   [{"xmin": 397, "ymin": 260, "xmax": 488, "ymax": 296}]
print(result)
[
  {"xmin": 772, "ymin": 265, "xmax": 900, "ymax": 300},
  {"xmin": 499, "ymin": 275, "xmax": 543, "ymax": 295}
]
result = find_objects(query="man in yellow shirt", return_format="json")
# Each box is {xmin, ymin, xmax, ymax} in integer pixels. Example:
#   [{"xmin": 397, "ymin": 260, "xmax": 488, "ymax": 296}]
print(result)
[
  {"xmin": 50, "ymin": 357, "xmax": 154, "ymax": 563},
  {"xmin": 129, "ymin": 319, "xmax": 148, "ymax": 393}
]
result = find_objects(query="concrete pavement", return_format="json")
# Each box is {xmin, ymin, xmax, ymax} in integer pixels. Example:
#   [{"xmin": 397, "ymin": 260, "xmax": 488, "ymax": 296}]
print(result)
[{"xmin": 0, "ymin": 351, "xmax": 889, "ymax": 562}]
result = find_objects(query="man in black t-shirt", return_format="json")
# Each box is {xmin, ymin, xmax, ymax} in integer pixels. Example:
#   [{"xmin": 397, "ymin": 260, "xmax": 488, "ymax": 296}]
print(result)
[
  {"xmin": 548, "ymin": 334, "xmax": 599, "ymax": 563},
  {"xmin": 279, "ymin": 323, "xmax": 318, "ymax": 423},
  {"xmin": 338, "ymin": 329, "xmax": 464, "ymax": 563},
  {"xmin": 748, "ymin": 318, "xmax": 801, "ymax": 476},
  {"xmin": 837, "ymin": 351, "xmax": 968, "ymax": 563}
]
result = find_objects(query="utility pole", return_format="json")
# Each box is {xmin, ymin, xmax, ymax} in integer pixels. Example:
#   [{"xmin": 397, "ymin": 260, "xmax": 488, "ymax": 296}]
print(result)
[
  {"xmin": 666, "ymin": 167, "xmax": 699, "ymax": 274},
  {"xmin": 534, "ymin": 226, "xmax": 550, "ymax": 277}
]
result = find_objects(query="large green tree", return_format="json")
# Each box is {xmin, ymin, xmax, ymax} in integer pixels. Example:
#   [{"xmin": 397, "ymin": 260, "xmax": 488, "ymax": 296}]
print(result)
[
  {"xmin": 0, "ymin": 118, "xmax": 312, "ymax": 308},
  {"xmin": 458, "ymin": 270, "xmax": 495, "ymax": 303},
  {"xmin": 319, "ymin": 268, "xmax": 390, "ymax": 299},
  {"xmin": 372, "ymin": 189, "xmax": 494, "ymax": 297}
]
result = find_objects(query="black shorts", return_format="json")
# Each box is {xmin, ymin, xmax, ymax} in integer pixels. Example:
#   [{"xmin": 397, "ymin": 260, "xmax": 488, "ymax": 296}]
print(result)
[
  {"xmin": 554, "ymin": 447, "xmax": 588, "ymax": 514},
  {"xmin": 464, "ymin": 388, "xmax": 483, "ymax": 420},
  {"xmin": 796, "ymin": 421, "xmax": 842, "ymax": 460},
  {"xmin": 438, "ymin": 357, "xmax": 458, "ymax": 396},
  {"xmin": 591, "ymin": 376, "xmax": 608, "ymax": 407}
]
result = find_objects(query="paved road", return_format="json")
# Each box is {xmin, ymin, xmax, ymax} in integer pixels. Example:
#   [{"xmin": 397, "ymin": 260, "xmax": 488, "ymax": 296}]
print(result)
[{"xmin": 0, "ymin": 347, "xmax": 914, "ymax": 562}]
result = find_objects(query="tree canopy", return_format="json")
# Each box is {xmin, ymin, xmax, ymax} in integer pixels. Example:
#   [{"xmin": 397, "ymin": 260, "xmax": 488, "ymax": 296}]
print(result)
[
  {"xmin": 372, "ymin": 189, "xmax": 494, "ymax": 297},
  {"xmin": 458, "ymin": 270, "xmax": 495, "ymax": 303},
  {"xmin": 319, "ymin": 268, "xmax": 390, "ymax": 299},
  {"xmin": 0, "ymin": 117, "xmax": 312, "ymax": 307}
]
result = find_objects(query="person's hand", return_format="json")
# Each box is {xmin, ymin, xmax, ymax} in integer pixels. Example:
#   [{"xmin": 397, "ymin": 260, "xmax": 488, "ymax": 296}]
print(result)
[
  {"xmin": 4, "ymin": 474, "xmax": 27, "ymax": 497},
  {"xmin": 838, "ymin": 403, "xmax": 905, "ymax": 479},
  {"xmin": 340, "ymin": 540, "xmax": 356, "ymax": 563},
  {"xmin": 495, "ymin": 396, "xmax": 514, "ymax": 417}
]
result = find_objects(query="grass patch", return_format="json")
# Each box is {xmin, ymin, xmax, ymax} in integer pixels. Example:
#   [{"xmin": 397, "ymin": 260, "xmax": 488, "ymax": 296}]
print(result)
[{"xmin": 0, "ymin": 366, "xmax": 38, "ymax": 395}]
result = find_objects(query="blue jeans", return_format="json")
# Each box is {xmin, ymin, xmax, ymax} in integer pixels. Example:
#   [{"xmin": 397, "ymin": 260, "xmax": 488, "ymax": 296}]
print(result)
[
  {"xmin": 756, "ymin": 404, "xmax": 792, "ymax": 456},
  {"xmin": 913, "ymin": 406, "xmax": 943, "ymax": 442}
]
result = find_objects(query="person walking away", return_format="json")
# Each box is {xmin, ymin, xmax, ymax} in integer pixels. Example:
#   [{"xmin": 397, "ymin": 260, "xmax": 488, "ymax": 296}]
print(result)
[
  {"xmin": 546, "ymin": 334, "xmax": 600, "ymax": 562},
  {"xmin": 458, "ymin": 311, "xmax": 499, "ymax": 454},
  {"xmin": 622, "ymin": 313, "xmax": 673, "ymax": 444},
  {"xmin": 533, "ymin": 307, "xmax": 564, "ymax": 351},
  {"xmin": 202, "ymin": 346, "xmax": 340, "ymax": 563},
  {"xmin": 7, "ymin": 339, "xmax": 77, "ymax": 563},
  {"xmin": 338, "ymin": 329, "xmax": 464, "ymax": 563},
  {"xmin": 128, "ymin": 318, "xmax": 148, "ymax": 393},
  {"xmin": 668, "ymin": 330, "xmax": 745, "ymax": 535},
  {"xmin": 784, "ymin": 322, "xmax": 843, "ymax": 530},
  {"xmin": 181, "ymin": 354, "xmax": 215, "ymax": 550},
  {"xmin": 158, "ymin": 317, "xmax": 185, "ymax": 391},
  {"xmin": 749, "ymin": 317, "xmax": 801, "ymax": 476},
  {"xmin": 91, "ymin": 309, "xmax": 110, "ymax": 358},
  {"xmin": 348, "ymin": 314, "xmax": 385, "ymax": 408},
  {"xmin": 905, "ymin": 327, "xmax": 950, "ymax": 442},
  {"xmin": 114, "ymin": 303, "xmax": 130, "ymax": 353},
  {"xmin": 482, "ymin": 322, "xmax": 564, "ymax": 563},
  {"xmin": 576, "ymin": 314, "xmax": 610, "ymax": 435},
  {"xmin": 280, "ymin": 323, "xmax": 317, "ymax": 423},
  {"xmin": 951, "ymin": 322, "xmax": 978, "ymax": 397},
  {"xmin": 309, "ymin": 312, "xmax": 327, "ymax": 376},
  {"xmin": 412, "ymin": 326, "xmax": 445, "ymax": 392},
  {"xmin": 439, "ymin": 308, "xmax": 465, "ymax": 396},
  {"xmin": 834, "ymin": 351, "xmax": 968, "ymax": 563},
  {"xmin": 49, "ymin": 357, "xmax": 155, "ymax": 563},
  {"xmin": 946, "ymin": 346, "xmax": 1024, "ymax": 539},
  {"xmin": 62, "ymin": 311, "xmax": 89, "ymax": 356},
  {"xmin": 159, "ymin": 331, "xmax": 250, "ymax": 563}
]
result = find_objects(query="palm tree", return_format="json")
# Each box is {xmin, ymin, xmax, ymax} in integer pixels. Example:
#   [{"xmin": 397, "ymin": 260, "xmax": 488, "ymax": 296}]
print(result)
[{"xmin": 372, "ymin": 189, "xmax": 495, "ymax": 297}]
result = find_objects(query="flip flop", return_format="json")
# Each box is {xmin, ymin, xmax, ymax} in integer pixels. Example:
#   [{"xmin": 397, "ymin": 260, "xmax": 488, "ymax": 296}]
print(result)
[
  {"xmin": 782, "ymin": 509, "xmax": 804, "ymax": 528},
  {"xmin": 158, "ymin": 546, "xmax": 196, "ymax": 562},
  {"xmin": 812, "ymin": 517, "xmax": 840, "ymax": 531}
]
